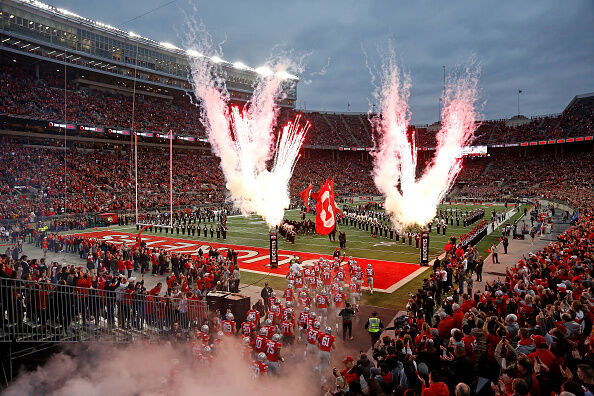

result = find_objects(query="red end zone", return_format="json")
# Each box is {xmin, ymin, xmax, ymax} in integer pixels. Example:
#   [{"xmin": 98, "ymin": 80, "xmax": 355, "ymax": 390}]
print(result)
[{"xmin": 75, "ymin": 231, "xmax": 422, "ymax": 292}]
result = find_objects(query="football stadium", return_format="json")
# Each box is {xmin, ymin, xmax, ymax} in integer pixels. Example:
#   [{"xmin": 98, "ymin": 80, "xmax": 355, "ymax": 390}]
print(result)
[{"xmin": 0, "ymin": 0, "xmax": 593, "ymax": 394}]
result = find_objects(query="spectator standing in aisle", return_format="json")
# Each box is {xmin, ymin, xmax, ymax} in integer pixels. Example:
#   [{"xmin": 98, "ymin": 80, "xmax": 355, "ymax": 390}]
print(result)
[
  {"xmin": 491, "ymin": 243, "xmax": 499, "ymax": 264},
  {"xmin": 364, "ymin": 311, "xmax": 383, "ymax": 347}
]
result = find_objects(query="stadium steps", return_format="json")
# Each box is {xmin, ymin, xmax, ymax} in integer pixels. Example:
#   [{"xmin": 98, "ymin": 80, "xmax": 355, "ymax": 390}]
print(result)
[
  {"xmin": 320, "ymin": 114, "xmax": 347, "ymax": 146},
  {"xmin": 481, "ymin": 161, "xmax": 495, "ymax": 177},
  {"xmin": 338, "ymin": 115, "xmax": 361, "ymax": 146}
]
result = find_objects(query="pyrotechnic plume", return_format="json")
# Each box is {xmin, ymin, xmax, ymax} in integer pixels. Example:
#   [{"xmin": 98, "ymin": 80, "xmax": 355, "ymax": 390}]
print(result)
[
  {"xmin": 186, "ymin": 30, "xmax": 306, "ymax": 227},
  {"xmin": 372, "ymin": 54, "xmax": 480, "ymax": 231}
]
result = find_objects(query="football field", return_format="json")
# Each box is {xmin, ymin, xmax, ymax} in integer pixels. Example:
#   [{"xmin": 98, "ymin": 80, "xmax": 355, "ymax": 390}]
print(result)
[{"xmin": 67, "ymin": 203, "xmax": 525, "ymax": 309}]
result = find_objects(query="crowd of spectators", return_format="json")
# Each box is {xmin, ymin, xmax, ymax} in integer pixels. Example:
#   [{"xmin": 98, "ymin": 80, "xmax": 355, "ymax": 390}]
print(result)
[
  {"xmin": 0, "ymin": 141, "xmax": 381, "ymax": 220},
  {"xmin": 458, "ymin": 152, "xmax": 594, "ymax": 204},
  {"xmin": 3, "ymin": 67, "xmax": 592, "ymax": 148},
  {"xmin": 325, "ymin": 180, "xmax": 593, "ymax": 396},
  {"xmin": 0, "ymin": 67, "xmax": 206, "ymax": 137}
]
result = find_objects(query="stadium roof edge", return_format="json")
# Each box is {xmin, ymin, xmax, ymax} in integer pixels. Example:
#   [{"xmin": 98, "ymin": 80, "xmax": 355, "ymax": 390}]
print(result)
[
  {"xmin": 564, "ymin": 92, "xmax": 594, "ymax": 113},
  {"xmin": 8, "ymin": 0, "xmax": 299, "ymax": 80}
]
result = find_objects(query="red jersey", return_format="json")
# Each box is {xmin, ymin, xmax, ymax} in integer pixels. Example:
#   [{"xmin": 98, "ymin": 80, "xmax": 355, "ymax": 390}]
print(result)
[
  {"xmin": 306, "ymin": 317, "xmax": 316, "ymax": 329},
  {"xmin": 366, "ymin": 268, "xmax": 374, "ymax": 277},
  {"xmin": 283, "ymin": 288, "xmax": 294, "ymax": 301},
  {"xmin": 322, "ymin": 271, "xmax": 332, "ymax": 285},
  {"xmin": 462, "ymin": 335, "xmax": 477, "ymax": 359},
  {"xmin": 195, "ymin": 331, "xmax": 210, "ymax": 344},
  {"xmin": 331, "ymin": 283, "xmax": 341, "ymax": 293},
  {"xmin": 298, "ymin": 296, "xmax": 311, "ymax": 308},
  {"xmin": 222, "ymin": 320, "xmax": 236, "ymax": 335},
  {"xmin": 254, "ymin": 335, "xmax": 268, "ymax": 353},
  {"xmin": 316, "ymin": 294, "xmax": 329, "ymax": 309},
  {"xmin": 246, "ymin": 309, "xmax": 260, "ymax": 323},
  {"xmin": 306, "ymin": 328, "xmax": 320, "ymax": 345},
  {"xmin": 317, "ymin": 332, "xmax": 336, "ymax": 352},
  {"xmin": 336, "ymin": 270, "xmax": 345, "ymax": 282},
  {"xmin": 333, "ymin": 292, "xmax": 346, "ymax": 307},
  {"xmin": 270, "ymin": 304, "xmax": 281, "ymax": 314},
  {"xmin": 294, "ymin": 277, "xmax": 304, "ymax": 289},
  {"xmin": 265, "ymin": 340, "xmax": 282, "ymax": 362},
  {"xmin": 261, "ymin": 325, "xmax": 275, "ymax": 338},
  {"xmin": 298, "ymin": 311, "xmax": 309, "ymax": 327},
  {"xmin": 241, "ymin": 321, "xmax": 256, "ymax": 337},
  {"xmin": 252, "ymin": 361, "xmax": 268, "ymax": 377},
  {"xmin": 281, "ymin": 319, "xmax": 295, "ymax": 336},
  {"xmin": 266, "ymin": 310, "xmax": 280, "ymax": 324},
  {"xmin": 349, "ymin": 282, "xmax": 360, "ymax": 294}
]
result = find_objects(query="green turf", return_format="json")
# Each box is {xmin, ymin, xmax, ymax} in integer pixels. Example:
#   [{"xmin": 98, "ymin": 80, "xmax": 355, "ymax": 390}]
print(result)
[
  {"xmin": 360, "ymin": 270, "xmax": 429, "ymax": 310},
  {"xmin": 238, "ymin": 270, "xmax": 287, "ymax": 291},
  {"xmin": 97, "ymin": 205, "xmax": 513, "ymax": 265},
  {"xmin": 474, "ymin": 204, "xmax": 530, "ymax": 259},
  {"xmin": 65, "ymin": 203, "xmax": 522, "ymax": 310}
]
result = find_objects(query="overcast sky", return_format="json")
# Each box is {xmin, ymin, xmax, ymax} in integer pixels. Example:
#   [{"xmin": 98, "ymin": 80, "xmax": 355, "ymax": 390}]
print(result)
[{"xmin": 52, "ymin": 0, "xmax": 593, "ymax": 124}]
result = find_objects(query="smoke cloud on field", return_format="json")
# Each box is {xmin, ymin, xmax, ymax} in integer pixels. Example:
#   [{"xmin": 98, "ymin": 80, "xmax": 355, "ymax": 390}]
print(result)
[
  {"xmin": 371, "ymin": 49, "xmax": 480, "ymax": 231},
  {"xmin": 4, "ymin": 340, "xmax": 321, "ymax": 396}
]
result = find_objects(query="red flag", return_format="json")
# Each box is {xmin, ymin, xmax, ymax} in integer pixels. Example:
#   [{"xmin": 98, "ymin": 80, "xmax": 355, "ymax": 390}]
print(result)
[
  {"xmin": 313, "ymin": 179, "xmax": 343, "ymax": 235},
  {"xmin": 299, "ymin": 183, "xmax": 313, "ymax": 212}
]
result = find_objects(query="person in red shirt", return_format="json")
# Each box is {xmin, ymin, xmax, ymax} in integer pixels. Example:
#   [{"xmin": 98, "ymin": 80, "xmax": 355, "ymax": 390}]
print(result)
[
  {"xmin": 247, "ymin": 306, "xmax": 261, "ymax": 326},
  {"xmin": 253, "ymin": 329, "xmax": 268, "ymax": 355},
  {"xmin": 317, "ymin": 327, "xmax": 336, "ymax": 372},
  {"xmin": 221, "ymin": 313, "xmax": 237, "ymax": 336},
  {"xmin": 251, "ymin": 352, "xmax": 268, "ymax": 378},
  {"xmin": 241, "ymin": 317, "xmax": 257, "ymax": 338},
  {"xmin": 419, "ymin": 371, "xmax": 449, "ymax": 396},
  {"xmin": 365, "ymin": 264, "xmax": 375, "ymax": 294},
  {"xmin": 437, "ymin": 312, "xmax": 454, "ymax": 340},
  {"xmin": 298, "ymin": 307, "xmax": 310, "ymax": 341},
  {"xmin": 283, "ymin": 285, "xmax": 294, "ymax": 302},
  {"xmin": 298, "ymin": 291, "xmax": 311, "ymax": 309},
  {"xmin": 333, "ymin": 291, "xmax": 347, "ymax": 310},
  {"xmin": 306, "ymin": 321, "xmax": 321, "ymax": 357},
  {"xmin": 265, "ymin": 334, "xmax": 283, "ymax": 375},
  {"xmin": 266, "ymin": 309, "xmax": 280, "ymax": 325},
  {"xmin": 125, "ymin": 258, "xmax": 133, "ymax": 278},
  {"xmin": 281, "ymin": 315, "xmax": 296, "ymax": 345},
  {"xmin": 240, "ymin": 336, "xmax": 253, "ymax": 361},
  {"xmin": 117, "ymin": 257, "xmax": 126, "ymax": 276},
  {"xmin": 261, "ymin": 319, "xmax": 275, "ymax": 338},
  {"xmin": 528, "ymin": 335, "xmax": 561, "ymax": 394},
  {"xmin": 316, "ymin": 292, "xmax": 330, "ymax": 325},
  {"xmin": 322, "ymin": 270, "xmax": 332, "ymax": 291},
  {"xmin": 461, "ymin": 324, "xmax": 477, "ymax": 362}
]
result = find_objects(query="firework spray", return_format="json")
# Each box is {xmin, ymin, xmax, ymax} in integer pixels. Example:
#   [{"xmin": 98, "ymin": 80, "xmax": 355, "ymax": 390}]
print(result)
[{"xmin": 372, "ymin": 53, "xmax": 480, "ymax": 231}]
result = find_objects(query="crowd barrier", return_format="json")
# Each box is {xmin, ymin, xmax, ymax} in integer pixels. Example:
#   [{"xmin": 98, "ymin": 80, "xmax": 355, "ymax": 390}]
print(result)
[{"xmin": 0, "ymin": 278, "xmax": 208, "ymax": 343}]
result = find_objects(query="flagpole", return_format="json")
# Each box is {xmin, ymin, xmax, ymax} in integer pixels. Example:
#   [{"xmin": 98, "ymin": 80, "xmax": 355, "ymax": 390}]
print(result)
[
  {"xmin": 517, "ymin": 90, "xmax": 521, "ymax": 116},
  {"xmin": 169, "ymin": 129, "xmax": 173, "ymax": 228}
]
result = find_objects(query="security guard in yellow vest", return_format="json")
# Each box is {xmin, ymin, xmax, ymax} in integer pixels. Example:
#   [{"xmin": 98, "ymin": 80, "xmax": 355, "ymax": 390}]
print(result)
[{"xmin": 364, "ymin": 311, "xmax": 384, "ymax": 347}]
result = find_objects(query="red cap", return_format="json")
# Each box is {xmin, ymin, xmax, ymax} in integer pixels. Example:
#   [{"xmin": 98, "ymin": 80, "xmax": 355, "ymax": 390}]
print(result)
[
  {"xmin": 342, "ymin": 356, "xmax": 355, "ymax": 363},
  {"xmin": 531, "ymin": 335, "xmax": 547, "ymax": 347}
]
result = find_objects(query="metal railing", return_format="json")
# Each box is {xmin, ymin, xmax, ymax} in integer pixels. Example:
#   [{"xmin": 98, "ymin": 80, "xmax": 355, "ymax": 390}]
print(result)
[{"xmin": 0, "ymin": 278, "xmax": 208, "ymax": 343}]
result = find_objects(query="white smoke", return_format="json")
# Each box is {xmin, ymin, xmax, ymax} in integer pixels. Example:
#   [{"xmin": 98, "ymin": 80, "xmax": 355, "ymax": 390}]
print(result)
[
  {"xmin": 372, "ymin": 51, "xmax": 480, "ymax": 231},
  {"xmin": 4, "ymin": 340, "xmax": 321, "ymax": 396},
  {"xmin": 184, "ymin": 17, "xmax": 306, "ymax": 228}
]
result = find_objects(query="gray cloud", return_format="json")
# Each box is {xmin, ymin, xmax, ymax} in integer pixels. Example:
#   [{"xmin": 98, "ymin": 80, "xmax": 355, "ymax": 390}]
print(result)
[{"xmin": 53, "ymin": 0, "xmax": 593, "ymax": 123}]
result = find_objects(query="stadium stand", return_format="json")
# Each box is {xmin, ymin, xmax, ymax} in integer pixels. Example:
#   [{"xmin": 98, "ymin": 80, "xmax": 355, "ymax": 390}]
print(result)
[{"xmin": 3, "ymin": 65, "xmax": 593, "ymax": 147}]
